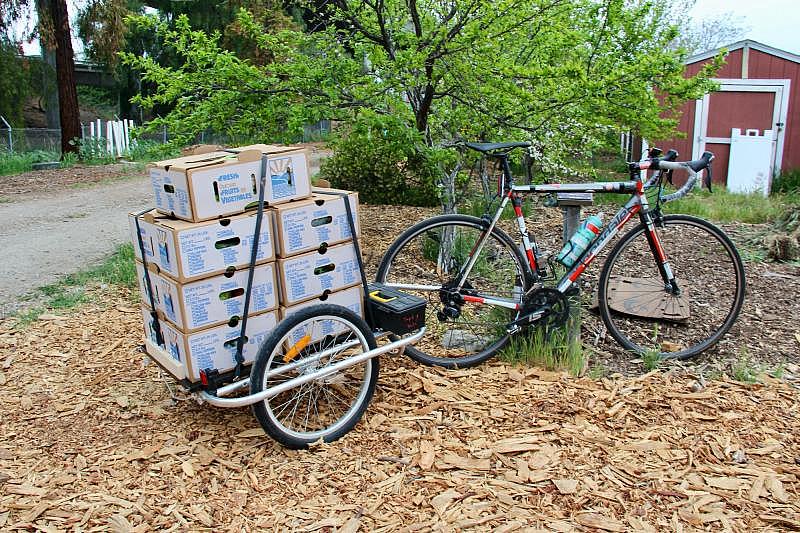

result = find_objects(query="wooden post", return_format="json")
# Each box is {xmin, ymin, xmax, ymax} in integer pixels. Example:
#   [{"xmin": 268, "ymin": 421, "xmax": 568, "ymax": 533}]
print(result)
[{"xmin": 556, "ymin": 192, "xmax": 593, "ymax": 366}]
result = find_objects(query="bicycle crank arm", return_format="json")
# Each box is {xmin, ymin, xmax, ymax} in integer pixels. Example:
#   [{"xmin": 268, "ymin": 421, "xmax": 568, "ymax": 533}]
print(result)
[{"xmin": 505, "ymin": 309, "xmax": 546, "ymax": 333}]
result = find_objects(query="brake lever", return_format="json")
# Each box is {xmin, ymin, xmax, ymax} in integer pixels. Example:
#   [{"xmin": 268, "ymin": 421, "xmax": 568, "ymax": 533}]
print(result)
[{"xmin": 703, "ymin": 164, "xmax": 713, "ymax": 192}]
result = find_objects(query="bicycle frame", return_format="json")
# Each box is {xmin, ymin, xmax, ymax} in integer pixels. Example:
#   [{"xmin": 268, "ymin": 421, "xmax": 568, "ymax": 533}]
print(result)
[{"xmin": 456, "ymin": 167, "xmax": 677, "ymax": 312}]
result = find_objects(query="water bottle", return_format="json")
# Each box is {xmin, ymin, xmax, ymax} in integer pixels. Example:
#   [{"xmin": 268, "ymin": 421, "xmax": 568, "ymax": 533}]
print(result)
[{"xmin": 557, "ymin": 214, "xmax": 603, "ymax": 267}]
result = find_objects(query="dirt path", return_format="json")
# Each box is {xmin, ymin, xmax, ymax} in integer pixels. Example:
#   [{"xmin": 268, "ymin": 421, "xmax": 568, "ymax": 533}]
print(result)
[
  {"xmin": 0, "ymin": 146, "xmax": 331, "ymax": 314},
  {"xmin": 0, "ymin": 176, "xmax": 151, "ymax": 313}
]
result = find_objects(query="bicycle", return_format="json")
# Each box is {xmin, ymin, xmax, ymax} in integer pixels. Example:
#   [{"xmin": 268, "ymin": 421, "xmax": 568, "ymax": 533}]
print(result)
[{"xmin": 375, "ymin": 142, "xmax": 746, "ymax": 368}]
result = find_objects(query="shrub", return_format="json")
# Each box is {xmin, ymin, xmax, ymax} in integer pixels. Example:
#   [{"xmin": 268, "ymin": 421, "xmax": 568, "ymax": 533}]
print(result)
[
  {"xmin": 320, "ymin": 115, "xmax": 440, "ymax": 207},
  {"xmin": 772, "ymin": 168, "xmax": 800, "ymax": 194}
]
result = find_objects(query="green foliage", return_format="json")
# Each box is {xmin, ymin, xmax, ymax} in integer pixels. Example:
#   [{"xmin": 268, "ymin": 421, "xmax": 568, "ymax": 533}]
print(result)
[
  {"xmin": 500, "ymin": 325, "xmax": 584, "ymax": 376},
  {"xmin": 126, "ymin": 139, "xmax": 181, "ymax": 162},
  {"xmin": 0, "ymin": 37, "xmax": 29, "ymax": 127},
  {"xmin": 120, "ymin": 1, "xmax": 722, "ymax": 212},
  {"xmin": 77, "ymin": 85, "xmax": 117, "ymax": 118},
  {"xmin": 772, "ymin": 169, "xmax": 800, "ymax": 195},
  {"xmin": 731, "ymin": 353, "xmax": 759, "ymax": 384},
  {"xmin": 0, "ymin": 150, "xmax": 61, "ymax": 176},
  {"xmin": 664, "ymin": 189, "xmax": 784, "ymax": 224},
  {"xmin": 321, "ymin": 114, "xmax": 441, "ymax": 206},
  {"xmin": 641, "ymin": 349, "xmax": 661, "ymax": 371},
  {"xmin": 75, "ymin": 137, "xmax": 117, "ymax": 164}
]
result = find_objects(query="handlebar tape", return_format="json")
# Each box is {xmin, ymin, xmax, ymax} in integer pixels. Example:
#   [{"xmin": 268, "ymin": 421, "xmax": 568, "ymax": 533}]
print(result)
[{"xmin": 655, "ymin": 151, "xmax": 714, "ymax": 202}]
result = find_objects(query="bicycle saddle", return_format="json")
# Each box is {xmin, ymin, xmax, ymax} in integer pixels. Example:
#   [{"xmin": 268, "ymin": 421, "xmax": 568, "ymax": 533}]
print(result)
[{"xmin": 464, "ymin": 141, "xmax": 531, "ymax": 154}]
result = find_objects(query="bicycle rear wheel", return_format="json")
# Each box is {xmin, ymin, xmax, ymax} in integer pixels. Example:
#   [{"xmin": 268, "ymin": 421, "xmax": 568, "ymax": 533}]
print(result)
[
  {"xmin": 376, "ymin": 214, "xmax": 530, "ymax": 368},
  {"xmin": 250, "ymin": 304, "xmax": 378, "ymax": 449},
  {"xmin": 598, "ymin": 214, "xmax": 745, "ymax": 360}
]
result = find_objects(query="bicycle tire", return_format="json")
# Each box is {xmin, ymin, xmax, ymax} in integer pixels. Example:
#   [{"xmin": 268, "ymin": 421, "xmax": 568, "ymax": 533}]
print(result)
[
  {"xmin": 597, "ymin": 214, "xmax": 745, "ymax": 360},
  {"xmin": 376, "ymin": 214, "xmax": 531, "ymax": 368},
  {"xmin": 250, "ymin": 304, "xmax": 378, "ymax": 449}
]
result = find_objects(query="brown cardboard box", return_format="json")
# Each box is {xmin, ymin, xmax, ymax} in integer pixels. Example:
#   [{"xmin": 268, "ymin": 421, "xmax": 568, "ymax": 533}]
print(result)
[
  {"xmin": 136, "ymin": 261, "xmax": 278, "ymax": 332},
  {"xmin": 142, "ymin": 306, "xmax": 278, "ymax": 382},
  {"xmin": 129, "ymin": 209, "xmax": 275, "ymax": 283},
  {"xmin": 272, "ymin": 190, "xmax": 359, "ymax": 257},
  {"xmin": 276, "ymin": 242, "xmax": 361, "ymax": 306}
]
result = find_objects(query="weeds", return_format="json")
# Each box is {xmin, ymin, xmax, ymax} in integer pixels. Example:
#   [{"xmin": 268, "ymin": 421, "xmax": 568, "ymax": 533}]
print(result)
[
  {"xmin": 731, "ymin": 353, "xmax": 760, "ymax": 383},
  {"xmin": 586, "ymin": 363, "xmax": 608, "ymax": 379},
  {"xmin": 500, "ymin": 325, "xmax": 584, "ymax": 375},
  {"xmin": 0, "ymin": 150, "xmax": 61, "ymax": 176},
  {"xmin": 13, "ymin": 244, "xmax": 137, "ymax": 327},
  {"xmin": 641, "ymin": 349, "xmax": 661, "ymax": 371}
]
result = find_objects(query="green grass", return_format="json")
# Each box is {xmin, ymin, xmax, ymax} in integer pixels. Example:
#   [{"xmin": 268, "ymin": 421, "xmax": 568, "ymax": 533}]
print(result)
[
  {"xmin": 0, "ymin": 150, "xmax": 63, "ymax": 176},
  {"xmin": 641, "ymin": 349, "xmax": 661, "ymax": 371},
  {"xmin": 499, "ymin": 321, "xmax": 585, "ymax": 376},
  {"xmin": 13, "ymin": 244, "xmax": 137, "ymax": 326},
  {"xmin": 595, "ymin": 187, "xmax": 787, "ymax": 225},
  {"xmin": 731, "ymin": 354, "xmax": 760, "ymax": 384}
]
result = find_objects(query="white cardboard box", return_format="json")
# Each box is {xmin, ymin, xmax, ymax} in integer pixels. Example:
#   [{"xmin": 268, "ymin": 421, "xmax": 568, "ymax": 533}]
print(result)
[
  {"xmin": 142, "ymin": 306, "xmax": 278, "ymax": 382},
  {"xmin": 129, "ymin": 209, "xmax": 275, "ymax": 282},
  {"xmin": 150, "ymin": 150, "xmax": 263, "ymax": 222},
  {"xmin": 272, "ymin": 189, "xmax": 359, "ymax": 257},
  {"xmin": 280, "ymin": 285, "xmax": 364, "ymax": 345},
  {"xmin": 277, "ymin": 242, "xmax": 361, "ymax": 306},
  {"xmin": 149, "ymin": 147, "xmax": 312, "ymax": 221},
  {"xmin": 136, "ymin": 261, "xmax": 278, "ymax": 332},
  {"xmin": 226, "ymin": 144, "xmax": 313, "ymax": 206}
]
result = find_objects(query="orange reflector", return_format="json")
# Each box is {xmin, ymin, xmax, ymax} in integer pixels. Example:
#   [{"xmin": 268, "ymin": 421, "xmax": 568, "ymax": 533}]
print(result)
[{"xmin": 283, "ymin": 334, "xmax": 312, "ymax": 363}]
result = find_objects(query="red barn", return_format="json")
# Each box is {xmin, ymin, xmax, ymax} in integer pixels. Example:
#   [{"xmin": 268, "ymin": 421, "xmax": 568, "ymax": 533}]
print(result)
[{"xmin": 656, "ymin": 40, "xmax": 798, "ymax": 194}]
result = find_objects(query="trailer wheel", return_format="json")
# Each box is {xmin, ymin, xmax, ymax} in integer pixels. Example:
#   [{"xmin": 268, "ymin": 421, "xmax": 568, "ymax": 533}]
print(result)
[{"xmin": 250, "ymin": 304, "xmax": 378, "ymax": 449}]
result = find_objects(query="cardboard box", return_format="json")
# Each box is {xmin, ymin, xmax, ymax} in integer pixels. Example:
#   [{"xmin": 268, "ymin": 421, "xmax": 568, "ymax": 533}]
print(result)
[
  {"xmin": 281, "ymin": 285, "xmax": 364, "ymax": 345},
  {"xmin": 136, "ymin": 261, "xmax": 278, "ymax": 332},
  {"xmin": 142, "ymin": 306, "xmax": 278, "ymax": 382},
  {"xmin": 272, "ymin": 190, "xmax": 359, "ymax": 257},
  {"xmin": 277, "ymin": 242, "xmax": 362, "ymax": 306},
  {"xmin": 129, "ymin": 209, "xmax": 275, "ymax": 283},
  {"xmin": 149, "ymin": 150, "xmax": 263, "ymax": 222},
  {"xmin": 225, "ymin": 144, "xmax": 313, "ymax": 206}
]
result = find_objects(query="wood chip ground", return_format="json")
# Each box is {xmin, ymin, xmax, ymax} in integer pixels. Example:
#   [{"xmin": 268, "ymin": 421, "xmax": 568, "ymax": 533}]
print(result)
[{"xmin": 1, "ymin": 205, "xmax": 798, "ymax": 531}]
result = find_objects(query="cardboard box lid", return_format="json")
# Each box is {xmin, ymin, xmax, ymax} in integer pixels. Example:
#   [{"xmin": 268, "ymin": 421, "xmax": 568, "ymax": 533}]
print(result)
[
  {"xmin": 167, "ymin": 149, "xmax": 263, "ymax": 173},
  {"xmin": 147, "ymin": 151, "xmax": 232, "ymax": 171},
  {"xmin": 227, "ymin": 144, "xmax": 308, "ymax": 156},
  {"xmin": 147, "ymin": 207, "xmax": 269, "ymax": 232}
]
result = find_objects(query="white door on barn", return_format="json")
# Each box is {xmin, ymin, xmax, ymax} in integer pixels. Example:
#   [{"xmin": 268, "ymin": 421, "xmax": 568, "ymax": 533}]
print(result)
[{"xmin": 692, "ymin": 78, "xmax": 790, "ymax": 187}]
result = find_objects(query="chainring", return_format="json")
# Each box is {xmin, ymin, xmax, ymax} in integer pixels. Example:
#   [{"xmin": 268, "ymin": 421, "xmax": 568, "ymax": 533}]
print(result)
[{"xmin": 524, "ymin": 287, "xmax": 570, "ymax": 330}]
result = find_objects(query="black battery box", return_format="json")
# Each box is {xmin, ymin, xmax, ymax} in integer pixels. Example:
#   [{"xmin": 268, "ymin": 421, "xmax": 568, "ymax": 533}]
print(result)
[{"xmin": 366, "ymin": 283, "xmax": 427, "ymax": 335}]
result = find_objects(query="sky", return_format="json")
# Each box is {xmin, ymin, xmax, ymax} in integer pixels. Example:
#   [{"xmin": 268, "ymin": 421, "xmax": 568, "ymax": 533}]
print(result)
[
  {"xmin": 12, "ymin": 0, "xmax": 800, "ymax": 58},
  {"xmin": 689, "ymin": 0, "xmax": 800, "ymax": 55}
]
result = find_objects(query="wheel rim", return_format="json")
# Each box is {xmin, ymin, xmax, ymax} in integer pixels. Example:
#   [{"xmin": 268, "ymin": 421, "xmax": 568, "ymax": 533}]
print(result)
[
  {"xmin": 262, "ymin": 315, "xmax": 373, "ymax": 441},
  {"xmin": 379, "ymin": 220, "xmax": 526, "ymax": 364},
  {"xmin": 601, "ymin": 217, "xmax": 744, "ymax": 358}
]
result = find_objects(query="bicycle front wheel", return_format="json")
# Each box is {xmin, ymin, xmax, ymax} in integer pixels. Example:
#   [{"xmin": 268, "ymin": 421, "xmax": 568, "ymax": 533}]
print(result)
[
  {"xmin": 376, "ymin": 214, "xmax": 530, "ymax": 368},
  {"xmin": 598, "ymin": 214, "xmax": 745, "ymax": 360}
]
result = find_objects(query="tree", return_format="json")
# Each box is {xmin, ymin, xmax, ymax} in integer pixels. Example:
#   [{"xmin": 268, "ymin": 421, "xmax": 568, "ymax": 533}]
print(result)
[
  {"xmin": 1, "ymin": 0, "xmax": 81, "ymax": 155},
  {"xmin": 666, "ymin": 0, "xmax": 749, "ymax": 55},
  {"xmin": 123, "ymin": 0, "xmax": 720, "ymax": 211},
  {"xmin": 47, "ymin": 0, "xmax": 80, "ymax": 155},
  {"xmin": 0, "ymin": 38, "xmax": 30, "ymax": 127}
]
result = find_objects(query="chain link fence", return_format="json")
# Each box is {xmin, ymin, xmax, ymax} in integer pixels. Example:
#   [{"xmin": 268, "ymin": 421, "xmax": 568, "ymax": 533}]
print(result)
[{"xmin": 1, "ymin": 120, "xmax": 332, "ymax": 154}]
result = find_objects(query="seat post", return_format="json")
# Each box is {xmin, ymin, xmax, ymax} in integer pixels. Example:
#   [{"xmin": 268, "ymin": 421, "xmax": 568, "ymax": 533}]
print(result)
[{"xmin": 496, "ymin": 153, "xmax": 514, "ymax": 190}]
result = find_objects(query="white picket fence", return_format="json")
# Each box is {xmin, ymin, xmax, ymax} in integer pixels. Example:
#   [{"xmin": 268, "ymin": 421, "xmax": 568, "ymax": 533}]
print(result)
[{"xmin": 86, "ymin": 119, "xmax": 136, "ymax": 157}]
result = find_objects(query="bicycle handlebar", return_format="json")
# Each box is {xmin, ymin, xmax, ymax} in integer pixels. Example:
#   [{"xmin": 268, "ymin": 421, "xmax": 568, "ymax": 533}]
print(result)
[
  {"xmin": 654, "ymin": 151, "xmax": 714, "ymax": 202},
  {"xmin": 635, "ymin": 150, "xmax": 713, "ymax": 202}
]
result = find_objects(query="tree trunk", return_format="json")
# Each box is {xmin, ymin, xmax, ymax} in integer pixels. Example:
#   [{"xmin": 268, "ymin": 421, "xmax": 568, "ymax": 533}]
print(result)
[{"xmin": 49, "ymin": 0, "xmax": 80, "ymax": 156}]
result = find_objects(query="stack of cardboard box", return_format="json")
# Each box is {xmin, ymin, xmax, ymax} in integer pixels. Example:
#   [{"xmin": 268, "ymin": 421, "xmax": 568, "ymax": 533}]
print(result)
[{"xmin": 129, "ymin": 145, "xmax": 363, "ymax": 384}]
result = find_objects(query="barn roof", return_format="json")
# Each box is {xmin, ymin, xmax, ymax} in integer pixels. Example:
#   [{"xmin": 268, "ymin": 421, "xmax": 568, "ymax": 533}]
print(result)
[{"xmin": 686, "ymin": 39, "xmax": 800, "ymax": 65}]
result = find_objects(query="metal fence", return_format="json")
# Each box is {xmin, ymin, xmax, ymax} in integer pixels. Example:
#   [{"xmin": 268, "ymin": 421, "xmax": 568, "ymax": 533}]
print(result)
[{"xmin": 0, "ymin": 119, "xmax": 333, "ymax": 154}]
